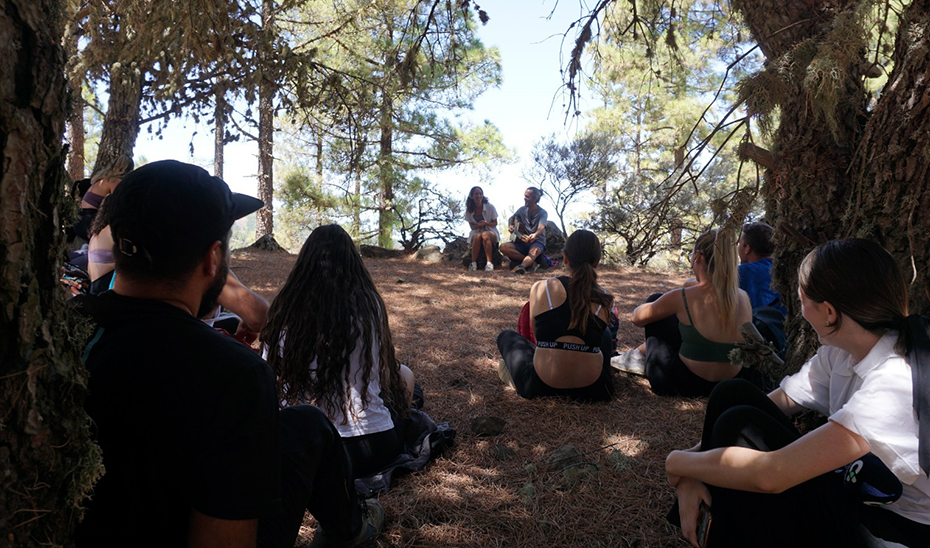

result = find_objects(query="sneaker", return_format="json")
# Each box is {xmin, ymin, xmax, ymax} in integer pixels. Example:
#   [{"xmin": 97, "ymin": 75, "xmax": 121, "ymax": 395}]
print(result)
[
  {"xmin": 528, "ymin": 265, "xmax": 539, "ymax": 273},
  {"xmin": 610, "ymin": 348, "xmax": 646, "ymax": 376},
  {"xmin": 512, "ymin": 265, "xmax": 526, "ymax": 275},
  {"xmin": 309, "ymin": 499, "xmax": 385, "ymax": 547},
  {"xmin": 484, "ymin": 262, "xmax": 494, "ymax": 272},
  {"xmin": 468, "ymin": 262, "xmax": 477, "ymax": 271},
  {"xmin": 498, "ymin": 359, "xmax": 515, "ymax": 389}
]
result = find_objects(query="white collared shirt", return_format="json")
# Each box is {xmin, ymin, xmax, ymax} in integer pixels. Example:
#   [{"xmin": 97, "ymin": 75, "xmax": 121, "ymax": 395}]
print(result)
[{"xmin": 781, "ymin": 332, "xmax": 930, "ymax": 524}]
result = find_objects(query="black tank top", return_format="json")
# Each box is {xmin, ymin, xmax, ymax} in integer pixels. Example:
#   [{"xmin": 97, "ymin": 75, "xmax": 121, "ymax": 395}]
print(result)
[{"xmin": 533, "ymin": 276, "xmax": 607, "ymax": 348}]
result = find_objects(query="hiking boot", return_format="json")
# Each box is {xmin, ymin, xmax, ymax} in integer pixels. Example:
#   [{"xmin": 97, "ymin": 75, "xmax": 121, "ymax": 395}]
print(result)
[
  {"xmin": 309, "ymin": 499, "xmax": 385, "ymax": 547},
  {"xmin": 611, "ymin": 348, "xmax": 646, "ymax": 376},
  {"xmin": 484, "ymin": 262, "xmax": 494, "ymax": 272},
  {"xmin": 512, "ymin": 265, "xmax": 526, "ymax": 275},
  {"xmin": 468, "ymin": 262, "xmax": 478, "ymax": 271}
]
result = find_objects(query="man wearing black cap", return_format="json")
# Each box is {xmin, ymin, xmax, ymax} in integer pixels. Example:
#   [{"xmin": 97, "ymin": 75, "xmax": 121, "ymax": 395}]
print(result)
[{"xmin": 74, "ymin": 160, "xmax": 382, "ymax": 548}]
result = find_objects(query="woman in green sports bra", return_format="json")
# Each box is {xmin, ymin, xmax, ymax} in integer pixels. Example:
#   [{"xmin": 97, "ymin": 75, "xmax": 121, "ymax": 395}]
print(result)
[{"xmin": 629, "ymin": 228, "xmax": 755, "ymax": 397}]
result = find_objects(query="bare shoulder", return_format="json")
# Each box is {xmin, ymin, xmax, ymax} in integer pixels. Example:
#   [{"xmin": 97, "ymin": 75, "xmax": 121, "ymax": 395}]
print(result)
[{"xmin": 737, "ymin": 288, "xmax": 753, "ymax": 321}]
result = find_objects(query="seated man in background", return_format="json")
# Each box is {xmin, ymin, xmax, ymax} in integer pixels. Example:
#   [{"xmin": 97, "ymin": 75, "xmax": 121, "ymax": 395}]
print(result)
[
  {"xmin": 737, "ymin": 221, "xmax": 785, "ymax": 313},
  {"xmin": 500, "ymin": 186, "xmax": 549, "ymax": 274},
  {"xmin": 74, "ymin": 160, "xmax": 382, "ymax": 548}
]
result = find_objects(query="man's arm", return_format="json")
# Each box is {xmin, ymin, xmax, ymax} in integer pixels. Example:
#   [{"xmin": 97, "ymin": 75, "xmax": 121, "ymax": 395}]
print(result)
[
  {"xmin": 188, "ymin": 510, "xmax": 257, "ymax": 548},
  {"xmin": 217, "ymin": 270, "xmax": 269, "ymax": 338}
]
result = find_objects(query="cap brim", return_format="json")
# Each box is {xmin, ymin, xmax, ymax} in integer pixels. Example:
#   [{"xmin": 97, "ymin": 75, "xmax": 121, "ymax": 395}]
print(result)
[{"xmin": 231, "ymin": 194, "xmax": 264, "ymax": 220}]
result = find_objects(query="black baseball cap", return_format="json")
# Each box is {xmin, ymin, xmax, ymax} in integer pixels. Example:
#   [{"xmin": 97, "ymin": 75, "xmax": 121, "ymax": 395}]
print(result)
[{"xmin": 108, "ymin": 160, "xmax": 263, "ymax": 265}]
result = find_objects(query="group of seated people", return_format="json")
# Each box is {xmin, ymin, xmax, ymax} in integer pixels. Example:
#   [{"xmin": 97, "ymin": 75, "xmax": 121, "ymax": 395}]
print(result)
[
  {"xmin": 494, "ymin": 222, "xmax": 929, "ymax": 546},
  {"xmin": 68, "ymin": 160, "xmax": 929, "ymax": 547},
  {"xmin": 70, "ymin": 160, "xmax": 442, "ymax": 547},
  {"xmin": 465, "ymin": 185, "xmax": 552, "ymax": 273}
]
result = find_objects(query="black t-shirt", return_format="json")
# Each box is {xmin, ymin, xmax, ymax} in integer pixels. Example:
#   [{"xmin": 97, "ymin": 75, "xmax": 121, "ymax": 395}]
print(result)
[{"xmin": 74, "ymin": 292, "xmax": 280, "ymax": 547}]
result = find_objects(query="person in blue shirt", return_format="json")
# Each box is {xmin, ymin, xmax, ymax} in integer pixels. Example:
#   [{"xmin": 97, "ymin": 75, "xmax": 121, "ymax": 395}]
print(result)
[{"xmin": 737, "ymin": 222, "xmax": 786, "ymax": 314}]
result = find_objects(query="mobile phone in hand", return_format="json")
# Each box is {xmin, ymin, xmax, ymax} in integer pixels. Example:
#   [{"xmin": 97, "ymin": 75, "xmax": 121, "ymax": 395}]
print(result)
[{"xmin": 696, "ymin": 501, "xmax": 712, "ymax": 548}]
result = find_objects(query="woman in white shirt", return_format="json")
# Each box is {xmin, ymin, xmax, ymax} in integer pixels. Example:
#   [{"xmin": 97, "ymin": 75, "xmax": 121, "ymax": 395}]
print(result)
[
  {"xmin": 464, "ymin": 186, "xmax": 500, "ymax": 271},
  {"xmin": 261, "ymin": 224, "xmax": 415, "ymax": 479},
  {"xmin": 666, "ymin": 238, "xmax": 930, "ymax": 547}
]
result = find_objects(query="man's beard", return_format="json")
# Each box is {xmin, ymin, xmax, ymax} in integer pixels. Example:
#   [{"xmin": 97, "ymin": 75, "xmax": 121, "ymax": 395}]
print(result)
[{"xmin": 197, "ymin": 259, "xmax": 229, "ymax": 318}]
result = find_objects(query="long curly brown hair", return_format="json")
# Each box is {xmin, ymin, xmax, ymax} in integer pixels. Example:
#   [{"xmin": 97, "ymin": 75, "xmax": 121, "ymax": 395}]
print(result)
[{"xmin": 261, "ymin": 224, "xmax": 409, "ymax": 420}]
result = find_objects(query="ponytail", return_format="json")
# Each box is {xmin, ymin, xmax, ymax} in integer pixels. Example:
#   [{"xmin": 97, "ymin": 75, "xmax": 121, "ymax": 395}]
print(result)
[
  {"xmin": 695, "ymin": 228, "xmax": 739, "ymax": 327},
  {"xmin": 563, "ymin": 230, "xmax": 614, "ymax": 333},
  {"xmin": 567, "ymin": 263, "xmax": 598, "ymax": 332}
]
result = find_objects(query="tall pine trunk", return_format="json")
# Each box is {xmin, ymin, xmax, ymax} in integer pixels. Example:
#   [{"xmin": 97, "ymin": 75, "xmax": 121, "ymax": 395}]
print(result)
[
  {"xmin": 377, "ymin": 90, "xmax": 394, "ymax": 248},
  {"xmin": 0, "ymin": 0, "xmax": 101, "ymax": 544},
  {"xmin": 733, "ymin": 0, "xmax": 868, "ymax": 376},
  {"xmin": 214, "ymin": 82, "xmax": 226, "ymax": 179},
  {"xmin": 64, "ymin": 17, "xmax": 84, "ymax": 182},
  {"xmin": 93, "ymin": 62, "xmax": 142, "ymax": 174},
  {"xmin": 256, "ymin": 0, "xmax": 275, "ymax": 239}
]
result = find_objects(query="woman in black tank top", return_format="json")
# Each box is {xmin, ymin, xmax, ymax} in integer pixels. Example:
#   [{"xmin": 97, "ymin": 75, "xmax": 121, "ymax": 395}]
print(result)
[{"xmin": 496, "ymin": 230, "xmax": 616, "ymax": 402}]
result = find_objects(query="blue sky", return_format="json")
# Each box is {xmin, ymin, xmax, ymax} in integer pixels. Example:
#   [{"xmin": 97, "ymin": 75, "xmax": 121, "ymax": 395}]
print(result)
[{"xmin": 133, "ymin": 0, "xmax": 596, "ymax": 227}]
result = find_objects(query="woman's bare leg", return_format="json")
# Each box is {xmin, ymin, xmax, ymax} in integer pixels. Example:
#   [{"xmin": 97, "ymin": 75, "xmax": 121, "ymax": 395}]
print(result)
[
  {"xmin": 470, "ymin": 235, "xmax": 482, "ymax": 262},
  {"xmin": 482, "ymin": 233, "xmax": 496, "ymax": 263}
]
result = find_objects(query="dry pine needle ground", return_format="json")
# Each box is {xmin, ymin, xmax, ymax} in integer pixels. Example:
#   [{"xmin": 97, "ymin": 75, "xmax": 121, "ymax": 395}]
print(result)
[{"xmin": 231, "ymin": 249, "xmax": 697, "ymax": 547}]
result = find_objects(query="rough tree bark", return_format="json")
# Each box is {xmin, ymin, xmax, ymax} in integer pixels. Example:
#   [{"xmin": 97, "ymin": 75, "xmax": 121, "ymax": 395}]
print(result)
[
  {"xmin": 848, "ymin": 0, "xmax": 930, "ymax": 312},
  {"xmin": 377, "ymin": 89, "xmax": 394, "ymax": 248},
  {"xmin": 93, "ymin": 62, "xmax": 142, "ymax": 174},
  {"xmin": 0, "ymin": 0, "xmax": 101, "ymax": 544},
  {"xmin": 255, "ymin": 0, "xmax": 275, "ymax": 239},
  {"xmin": 732, "ymin": 0, "xmax": 868, "ymax": 376},
  {"xmin": 64, "ymin": 16, "xmax": 84, "ymax": 182},
  {"xmin": 214, "ymin": 82, "xmax": 226, "ymax": 179}
]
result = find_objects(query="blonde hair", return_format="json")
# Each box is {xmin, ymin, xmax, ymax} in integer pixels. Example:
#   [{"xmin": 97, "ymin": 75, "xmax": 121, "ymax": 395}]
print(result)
[
  {"xmin": 693, "ymin": 228, "xmax": 739, "ymax": 327},
  {"xmin": 91, "ymin": 154, "xmax": 134, "ymax": 185}
]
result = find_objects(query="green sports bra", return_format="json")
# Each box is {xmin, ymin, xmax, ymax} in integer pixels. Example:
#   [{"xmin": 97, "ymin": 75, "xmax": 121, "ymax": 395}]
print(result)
[{"xmin": 678, "ymin": 288, "xmax": 738, "ymax": 363}]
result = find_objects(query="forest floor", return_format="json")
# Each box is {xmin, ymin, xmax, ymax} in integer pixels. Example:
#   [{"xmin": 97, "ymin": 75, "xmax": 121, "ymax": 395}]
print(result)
[{"xmin": 231, "ymin": 248, "xmax": 696, "ymax": 548}]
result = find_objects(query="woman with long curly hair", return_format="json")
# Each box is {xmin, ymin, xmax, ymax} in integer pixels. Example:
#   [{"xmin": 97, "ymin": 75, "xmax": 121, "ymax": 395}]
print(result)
[
  {"xmin": 464, "ymin": 185, "xmax": 500, "ymax": 271},
  {"xmin": 625, "ymin": 228, "xmax": 754, "ymax": 397},
  {"xmin": 496, "ymin": 229, "xmax": 615, "ymax": 402},
  {"xmin": 261, "ymin": 224, "xmax": 414, "ymax": 479}
]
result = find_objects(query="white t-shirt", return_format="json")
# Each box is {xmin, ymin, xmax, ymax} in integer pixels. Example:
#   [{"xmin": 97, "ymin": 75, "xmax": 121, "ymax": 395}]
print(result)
[
  {"xmin": 464, "ymin": 202, "xmax": 500, "ymax": 244},
  {"xmin": 781, "ymin": 332, "xmax": 930, "ymax": 524},
  {"xmin": 264, "ymin": 332, "xmax": 394, "ymax": 439}
]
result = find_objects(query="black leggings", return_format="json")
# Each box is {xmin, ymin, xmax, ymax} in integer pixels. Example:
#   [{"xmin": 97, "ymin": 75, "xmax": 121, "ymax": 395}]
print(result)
[
  {"xmin": 343, "ymin": 423, "xmax": 404, "ymax": 480},
  {"xmin": 257, "ymin": 405, "xmax": 363, "ymax": 548},
  {"xmin": 496, "ymin": 329, "xmax": 614, "ymax": 402},
  {"xmin": 642, "ymin": 293, "xmax": 764, "ymax": 397},
  {"xmin": 678, "ymin": 379, "xmax": 927, "ymax": 547}
]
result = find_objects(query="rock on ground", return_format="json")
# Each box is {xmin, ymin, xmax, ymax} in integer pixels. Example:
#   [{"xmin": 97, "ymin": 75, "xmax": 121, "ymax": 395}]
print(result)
[
  {"xmin": 415, "ymin": 245, "xmax": 442, "ymax": 263},
  {"xmin": 359, "ymin": 244, "xmax": 405, "ymax": 259}
]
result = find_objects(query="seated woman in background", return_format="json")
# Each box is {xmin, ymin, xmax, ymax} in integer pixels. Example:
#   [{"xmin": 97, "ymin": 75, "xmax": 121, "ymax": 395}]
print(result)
[
  {"xmin": 496, "ymin": 229, "xmax": 615, "ymax": 402},
  {"xmin": 73, "ymin": 154, "xmax": 133, "ymax": 242},
  {"xmin": 666, "ymin": 239, "xmax": 930, "ymax": 547},
  {"xmin": 87, "ymin": 198, "xmax": 116, "ymax": 294},
  {"xmin": 464, "ymin": 186, "xmax": 500, "ymax": 271},
  {"xmin": 628, "ymin": 228, "xmax": 754, "ymax": 397},
  {"xmin": 261, "ymin": 224, "xmax": 415, "ymax": 479}
]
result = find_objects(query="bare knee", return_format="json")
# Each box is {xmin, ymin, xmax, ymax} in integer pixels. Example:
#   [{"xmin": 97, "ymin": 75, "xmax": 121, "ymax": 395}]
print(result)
[{"xmin": 400, "ymin": 364, "xmax": 415, "ymax": 401}]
